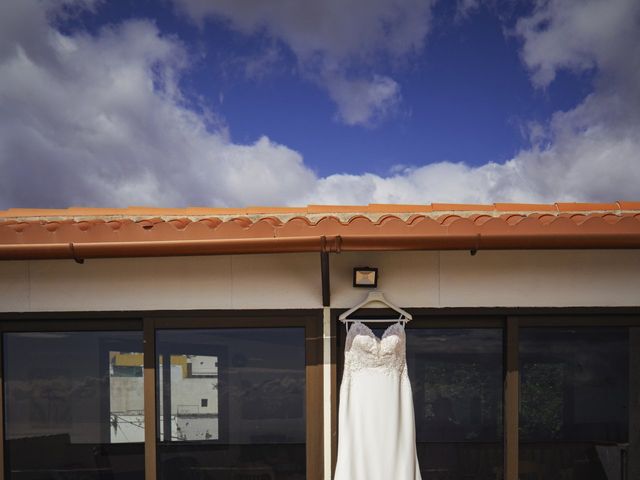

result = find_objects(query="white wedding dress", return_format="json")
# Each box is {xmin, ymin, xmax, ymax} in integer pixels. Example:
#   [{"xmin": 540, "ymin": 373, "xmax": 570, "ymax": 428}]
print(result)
[{"xmin": 334, "ymin": 321, "xmax": 422, "ymax": 480}]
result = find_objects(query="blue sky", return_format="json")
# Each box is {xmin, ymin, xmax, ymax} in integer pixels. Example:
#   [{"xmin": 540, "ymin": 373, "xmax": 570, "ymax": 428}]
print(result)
[{"xmin": 0, "ymin": 0, "xmax": 638, "ymax": 207}]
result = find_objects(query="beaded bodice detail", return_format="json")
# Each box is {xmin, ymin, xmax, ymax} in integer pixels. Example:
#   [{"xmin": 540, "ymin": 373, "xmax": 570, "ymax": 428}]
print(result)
[{"xmin": 344, "ymin": 321, "xmax": 406, "ymax": 377}]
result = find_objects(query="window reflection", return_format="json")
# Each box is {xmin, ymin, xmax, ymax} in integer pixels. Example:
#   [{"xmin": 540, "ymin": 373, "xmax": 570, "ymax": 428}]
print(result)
[
  {"xmin": 519, "ymin": 328, "xmax": 630, "ymax": 479},
  {"xmin": 159, "ymin": 354, "xmax": 220, "ymax": 441},
  {"xmin": 4, "ymin": 331, "xmax": 144, "ymax": 480},
  {"xmin": 110, "ymin": 352, "xmax": 145, "ymax": 443},
  {"xmin": 156, "ymin": 328, "xmax": 306, "ymax": 480}
]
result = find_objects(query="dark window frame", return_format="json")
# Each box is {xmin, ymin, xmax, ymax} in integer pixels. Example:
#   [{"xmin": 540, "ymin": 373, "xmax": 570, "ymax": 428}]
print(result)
[
  {"xmin": 0, "ymin": 310, "xmax": 324, "ymax": 480},
  {"xmin": 0, "ymin": 320, "xmax": 144, "ymax": 480},
  {"xmin": 2, "ymin": 308, "xmax": 639, "ymax": 480},
  {"xmin": 332, "ymin": 308, "xmax": 640, "ymax": 480}
]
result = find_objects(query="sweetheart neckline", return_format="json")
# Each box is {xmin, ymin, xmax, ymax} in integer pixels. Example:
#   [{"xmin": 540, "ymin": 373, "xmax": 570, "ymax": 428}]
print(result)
[{"xmin": 349, "ymin": 321, "xmax": 404, "ymax": 342}]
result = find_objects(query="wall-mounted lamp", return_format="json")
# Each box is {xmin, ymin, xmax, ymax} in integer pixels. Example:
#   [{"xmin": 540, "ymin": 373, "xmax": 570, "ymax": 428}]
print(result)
[{"xmin": 353, "ymin": 267, "xmax": 378, "ymax": 288}]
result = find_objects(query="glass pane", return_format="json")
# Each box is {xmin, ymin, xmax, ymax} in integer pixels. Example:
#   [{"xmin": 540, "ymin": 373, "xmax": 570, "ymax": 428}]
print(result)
[
  {"xmin": 156, "ymin": 328, "xmax": 305, "ymax": 480},
  {"xmin": 364, "ymin": 327, "xmax": 502, "ymax": 480},
  {"xmin": 158, "ymin": 353, "xmax": 220, "ymax": 441},
  {"xmin": 4, "ymin": 331, "xmax": 144, "ymax": 480},
  {"xmin": 519, "ymin": 328, "xmax": 629, "ymax": 479}
]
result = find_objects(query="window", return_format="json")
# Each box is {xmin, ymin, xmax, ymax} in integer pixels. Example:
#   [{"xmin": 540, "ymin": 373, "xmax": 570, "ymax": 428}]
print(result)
[
  {"xmin": 156, "ymin": 327, "xmax": 308, "ymax": 480},
  {"xmin": 337, "ymin": 315, "xmax": 640, "ymax": 479},
  {"xmin": 519, "ymin": 327, "xmax": 639, "ymax": 479},
  {"xmin": 3, "ymin": 330, "xmax": 145, "ymax": 480},
  {"xmin": 409, "ymin": 328, "xmax": 503, "ymax": 479}
]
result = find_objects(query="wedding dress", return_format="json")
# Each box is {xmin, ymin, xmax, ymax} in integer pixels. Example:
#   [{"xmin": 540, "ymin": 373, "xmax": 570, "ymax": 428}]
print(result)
[{"xmin": 334, "ymin": 321, "xmax": 422, "ymax": 480}]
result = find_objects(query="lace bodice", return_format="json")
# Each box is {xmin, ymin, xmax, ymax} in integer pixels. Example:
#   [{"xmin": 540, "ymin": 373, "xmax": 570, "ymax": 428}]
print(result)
[{"xmin": 344, "ymin": 321, "xmax": 406, "ymax": 376}]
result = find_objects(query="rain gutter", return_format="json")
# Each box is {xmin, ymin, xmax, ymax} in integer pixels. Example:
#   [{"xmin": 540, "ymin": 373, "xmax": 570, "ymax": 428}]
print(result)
[{"xmin": 1, "ymin": 233, "xmax": 639, "ymax": 262}]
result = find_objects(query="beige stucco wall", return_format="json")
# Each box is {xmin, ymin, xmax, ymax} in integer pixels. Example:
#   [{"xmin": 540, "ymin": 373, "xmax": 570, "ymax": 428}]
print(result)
[
  {"xmin": 1, "ymin": 250, "xmax": 639, "ymax": 312},
  {"xmin": 331, "ymin": 250, "xmax": 640, "ymax": 308}
]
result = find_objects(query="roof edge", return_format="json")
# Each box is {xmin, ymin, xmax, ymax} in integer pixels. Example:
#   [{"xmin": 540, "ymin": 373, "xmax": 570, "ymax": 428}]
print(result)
[
  {"xmin": 3, "ymin": 201, "xmax": 640, "ymax": 221},
  {"xmin": 2, "ymin": 232, "xmax": 639, "ymax": 261}
]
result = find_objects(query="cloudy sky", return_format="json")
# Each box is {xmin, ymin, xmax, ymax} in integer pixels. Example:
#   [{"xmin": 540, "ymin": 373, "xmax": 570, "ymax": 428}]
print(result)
[{"xmin": 0, "ymin": 0, "xmax": 638, "ymax": 208}]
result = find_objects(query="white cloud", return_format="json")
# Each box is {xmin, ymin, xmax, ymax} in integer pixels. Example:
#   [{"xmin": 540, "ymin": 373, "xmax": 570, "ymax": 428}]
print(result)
[
  {"xmin": 509, "ymin": 0, "xmax": 640, "ymax": 198},
  {"xmin": 172, "ymin": 0, "xmax": 432, "ymax": 61},
  {"xmin": 241, "ymin": 45, "xmax": 282, "ymax": 81},
  {"xmin": 510, "ymin": 0, "xmax": 640, "ymax": 191},
  {"xmin": 1, "ymin": 0, "xmax": 638, "ymax": 210},
  {"xmin": 0, "ymin": 0, "xmax": 316, "ymax": 208},
  {"xmin": 292, "ymin": 128, "xmax": 639, "ymax": 205},
  {"xmin": 325, "ymin": 74, "xmax": 401, "ymax": 127},
  {"xmin": 455, "ymin": 0, "xmax": 481, "ymax": 22},
  {"xmin": 515, "ymin": 0, "xmax": 640, "ymax": 88},
  {"xmin": 291, "ymin": 0, "xmax": 640, "ymax": 204},
  {"xmin": 171, "ymin": 0, "xmax": 435, "ymax": 126}
]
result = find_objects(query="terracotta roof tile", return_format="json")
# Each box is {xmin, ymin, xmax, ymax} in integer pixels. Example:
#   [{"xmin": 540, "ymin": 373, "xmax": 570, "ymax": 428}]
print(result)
[
  {"xmin": 556, "ymin": 202, "xmax": 620, "ymax": 211},
  {"xmin": 243, "ymin": 206, "xmax": 307, "ymax": 214},
  {"xmin": 431, "ymin": 203, "xmax": 494, "ymax": 211},
  {"xmin": 618, "ymin": 201, "xmax": 640, "ymax": 209},
  {"xmin": 367, "ymin": 204, "xmax": 432, "ymax": 213},
  {"xmin": 307, "ymin": 204, "xmax": 367, "ymax": 214},
  {"xmin": 1, "ymin": 203, "xmax": 639, "ymax": 260},
  {"xmin": 494, "ymin": 203, "xmax": 557, "ymax": 212}
]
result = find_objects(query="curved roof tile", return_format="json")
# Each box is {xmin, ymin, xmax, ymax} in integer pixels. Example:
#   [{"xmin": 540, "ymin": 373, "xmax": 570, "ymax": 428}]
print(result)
[{"xmin": 0, "ymin": 203, "xmax": 639, "ymax": 260}]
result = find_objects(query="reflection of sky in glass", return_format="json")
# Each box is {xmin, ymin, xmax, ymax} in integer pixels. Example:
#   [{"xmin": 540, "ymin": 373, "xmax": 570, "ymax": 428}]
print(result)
[{"xmin": 4, "ymin": 331, "xmax": 143, "ymax": 443}]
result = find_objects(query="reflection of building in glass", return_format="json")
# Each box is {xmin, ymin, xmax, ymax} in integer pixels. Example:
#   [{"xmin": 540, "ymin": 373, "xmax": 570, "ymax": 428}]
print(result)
[
  {"xmin": 166, "ymin": 354, "xmax": 219, "ymax": 442},
  {"xmin": 110, "ymin": 353, "xmax": 219, "ymax": 443},
  {"xmin": 109, "ymin": 352, "xmax": 144, "ymax": 443}
]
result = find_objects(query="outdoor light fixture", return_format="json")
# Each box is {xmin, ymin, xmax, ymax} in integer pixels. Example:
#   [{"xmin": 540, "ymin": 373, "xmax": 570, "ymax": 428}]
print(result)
[{"xmin": 353, "ymin": 267, "xmax": 378, "ymax": 288}]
